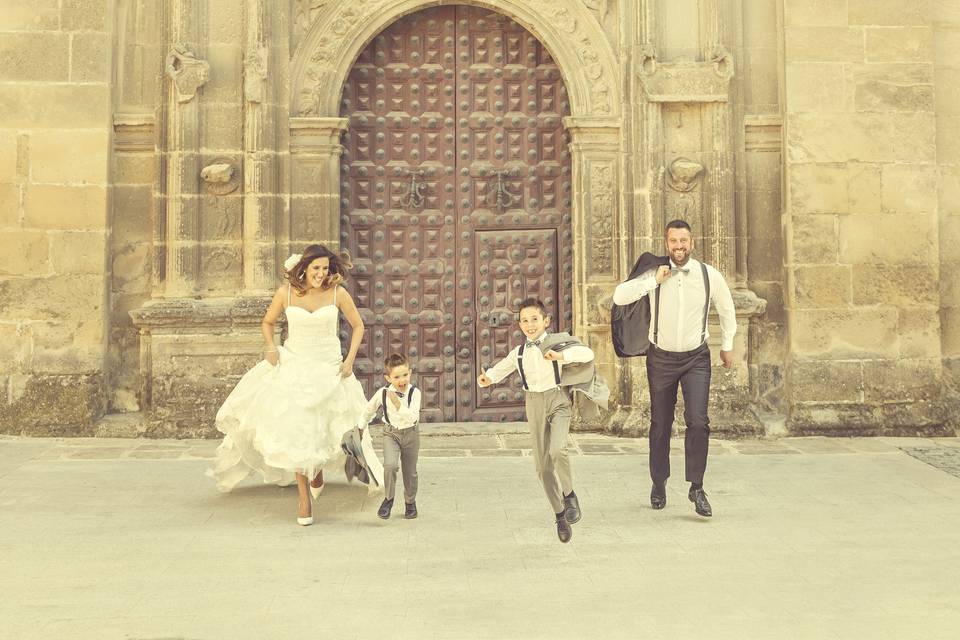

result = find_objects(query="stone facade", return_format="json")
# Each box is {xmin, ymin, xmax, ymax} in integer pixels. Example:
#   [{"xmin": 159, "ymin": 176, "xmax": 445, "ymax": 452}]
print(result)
[{"xmin": 0, "ymin": 0, "xmax": 956, "ymax": 437}]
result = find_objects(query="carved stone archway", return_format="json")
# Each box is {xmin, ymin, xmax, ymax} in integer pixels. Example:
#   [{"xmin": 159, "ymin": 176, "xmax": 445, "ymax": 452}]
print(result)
[{"xmin": 286, "ymin": 1, "xmax": 626, "ymax": 423}]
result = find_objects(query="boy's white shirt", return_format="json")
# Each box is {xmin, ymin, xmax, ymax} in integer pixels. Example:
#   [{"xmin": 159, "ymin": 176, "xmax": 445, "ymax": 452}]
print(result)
[
  {"xmin": 358, "ymin": 383, "xmax": 421, "ymax": 430},
  {"xmin": 484, "ymin": 330, "xmax": 594, "ymax": 393}
]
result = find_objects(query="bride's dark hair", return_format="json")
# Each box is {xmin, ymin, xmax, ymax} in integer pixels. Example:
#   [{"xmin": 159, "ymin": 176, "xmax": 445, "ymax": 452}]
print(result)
[{"xmin": 285, "ymin": 244, "xmax": 353, "ymax": 296}]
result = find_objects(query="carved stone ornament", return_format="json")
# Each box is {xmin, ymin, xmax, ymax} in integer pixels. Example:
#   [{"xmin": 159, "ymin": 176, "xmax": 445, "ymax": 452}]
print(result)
[
  {"xmin": 165, "ymin": 44, "xmax": 210, "ymax": 103},
  {"xmin": 667, "ymin": 157, "xmax": 705, "ymax": 193},
  {"xmin": 582, "ymin": 0, "xmax": 609, "ymax": 19},
  {"xmin": 201, "ymin": 161, "xmax": 239, "ymax": 195},
  {"xmin": 296, "ymin": 1, "xmax": 616, "ymax": 117},
  {"xmin": 589, "ymin": 163, "xmax": 614, "ymax": 272},
  {"xmin": 244, "ymin": 46, "xmax": 268, "ymax": 103}
]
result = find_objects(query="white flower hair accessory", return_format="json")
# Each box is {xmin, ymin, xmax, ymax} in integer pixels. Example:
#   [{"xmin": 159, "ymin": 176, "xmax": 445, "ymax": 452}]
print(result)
[{"xmin": 283, "ymin": 253, "xmax": 302, "ymax": 271}]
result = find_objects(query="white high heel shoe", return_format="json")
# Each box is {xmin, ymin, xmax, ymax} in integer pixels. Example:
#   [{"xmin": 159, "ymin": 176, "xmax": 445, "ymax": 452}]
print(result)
[
  {"xmin": 309, "ymin": 471, "xmax": 324, "ymax": 501},
  {"xmin": 297, "ymin": 515, "xmax": 313, "ymax": 526}
]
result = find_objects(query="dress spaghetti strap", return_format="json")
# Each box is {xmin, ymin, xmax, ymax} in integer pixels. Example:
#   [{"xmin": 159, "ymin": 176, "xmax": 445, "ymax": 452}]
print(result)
[
  {"xmin": 287, "ymin": 283, "xmax": 292, "ymax": 309},
  {"xmin": 333, "ymin": 285, "xmax": 338, "ymax": 305}
]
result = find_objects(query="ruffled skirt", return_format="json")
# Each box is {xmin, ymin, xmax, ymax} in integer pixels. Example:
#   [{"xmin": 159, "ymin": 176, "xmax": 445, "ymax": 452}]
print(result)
[{"xmin": 208, "ymin": 339, "xmax": 372, "ymax": 493}]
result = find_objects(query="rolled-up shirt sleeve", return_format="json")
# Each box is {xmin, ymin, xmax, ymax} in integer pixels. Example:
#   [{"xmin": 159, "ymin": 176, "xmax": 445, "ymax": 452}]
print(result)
[
  {"xmin": 613, "ymin": 270, "xmax": 658, "ymax": 305},
  {"xmin": 357, "ymin": 392, "xmax": 381, "ymax": 429},
  {"xmin": 559, "ymin": 344, "xmax": 594, "ymax": 363}
]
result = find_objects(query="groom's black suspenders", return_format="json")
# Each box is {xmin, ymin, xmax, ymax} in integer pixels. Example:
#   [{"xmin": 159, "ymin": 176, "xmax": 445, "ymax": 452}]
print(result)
[
  {"xmin": 381, "ymin": 385, "xmax": 417, "ymax": 427},
  {"xmin": 652, "ymin": 261, "xmax": 711, "ymax": 349},
  {"xmin": 516, "ymin": 342, "xmax": 561, "ymax": 391}
]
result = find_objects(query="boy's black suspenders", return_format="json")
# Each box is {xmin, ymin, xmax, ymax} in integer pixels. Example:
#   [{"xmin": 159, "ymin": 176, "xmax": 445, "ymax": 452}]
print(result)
[
  {"xmin": 381, "ymin": 385, "xmax": 417, "ymax": 427},
  {"xmin": 653, "ymin": 261, "xmax": 711, "ymax": 349},
  {"xmin": 516, "ymin": 342, "xmax": 561, "ymax": 391}
]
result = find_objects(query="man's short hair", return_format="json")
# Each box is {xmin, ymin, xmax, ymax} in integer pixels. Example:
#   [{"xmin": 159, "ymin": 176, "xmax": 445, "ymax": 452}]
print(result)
[
  {"xmin": 384, "ymin": 353, "xmax": 408, "ymax": 372},
  {"xmin": 665, "ymin": 219, "xmax": 692, "ymax": 234},
  {"xmin": 518, "ymin": 297, "xmax": 549, "ymax": 318}
]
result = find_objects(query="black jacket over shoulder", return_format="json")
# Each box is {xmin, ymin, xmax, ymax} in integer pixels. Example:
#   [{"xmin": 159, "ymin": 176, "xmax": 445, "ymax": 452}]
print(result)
[{"xmin": 611, "ymin": 252, "xmax": 670, "ymax": 358}]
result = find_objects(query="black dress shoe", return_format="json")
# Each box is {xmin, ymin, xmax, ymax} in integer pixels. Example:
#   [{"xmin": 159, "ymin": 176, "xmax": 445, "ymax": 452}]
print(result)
[
  {"xmin": 650, "ymin": 483, "xmax": 667, "ymax": 510},
  {"xmin": 688, "ymin": 488, "xmax": 712, "ymax": 517},
  {"xmin": 555, "ymin": 514, "xmax": 572, "ymax": 543},
  {"xmin": 377, "ymin": 498, "xmax": 394, "ymax": 519},
  {"xmin": 404, "ymin": 501, "xmax": 417, "ymax": 519},
  {"xmin": 562, "ymin": 491, "xmax": 581, "ymax": 524}
]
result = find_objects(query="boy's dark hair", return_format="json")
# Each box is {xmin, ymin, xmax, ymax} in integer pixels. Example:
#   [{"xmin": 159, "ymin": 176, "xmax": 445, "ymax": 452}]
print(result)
[
  {"xmin": 665, "ymin": 219, "xmax": 692, "ymax": 234},
  {"xmin": 518, "ymin": 297, "xmax": 549, "ymax": 319},
  {"xmin": 384, "ymin": 353, "xmax": 408, "ymax": 372}
]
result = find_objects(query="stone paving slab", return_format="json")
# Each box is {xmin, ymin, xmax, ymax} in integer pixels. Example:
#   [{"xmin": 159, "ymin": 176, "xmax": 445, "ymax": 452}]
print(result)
[{"xmin": 1, "ymin": 435, "xmax": 959, "ymax": 639}]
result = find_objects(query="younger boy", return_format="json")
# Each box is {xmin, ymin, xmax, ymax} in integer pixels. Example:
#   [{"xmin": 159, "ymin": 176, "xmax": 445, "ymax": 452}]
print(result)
[
  {"xmin": 358, "ymin": 353, "xmax": 422, "ymax": 520},
  {"xmin": 478, "ymin": 297, "xmax": 598, "ymax": 543}
]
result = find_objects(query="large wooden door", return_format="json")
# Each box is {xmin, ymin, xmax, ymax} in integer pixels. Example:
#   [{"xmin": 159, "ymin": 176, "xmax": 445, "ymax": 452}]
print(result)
[{"xmin": 340, "ymin": 6, "xmax": 572, "ymax": 421}]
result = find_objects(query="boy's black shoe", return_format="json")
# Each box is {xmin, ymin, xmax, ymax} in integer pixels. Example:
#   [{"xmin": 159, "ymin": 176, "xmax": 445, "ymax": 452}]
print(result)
[
  {"xmin": 555, "ymin": 513, "xmax": 572, "ymax": 543},
  {"xmin": 377, "ymin": 498, "xmax": 394, "ymax": 519},
  {"xmin": 562, "ymin": 491, "xmax": 581, "ymax": 524},
  {"xmin": 404, "ymin": 501, "xmax": 418, "ymax": 519}
]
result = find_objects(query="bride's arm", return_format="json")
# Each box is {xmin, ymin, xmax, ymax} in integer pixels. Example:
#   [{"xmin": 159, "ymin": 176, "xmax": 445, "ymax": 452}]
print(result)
[
  {"xmin": 336, "ymin": 288, "xmax": 365, "ymax": 377},
  {"xmin": 261, "ymin": 286, "xmax": 286, "ymax": 365}
]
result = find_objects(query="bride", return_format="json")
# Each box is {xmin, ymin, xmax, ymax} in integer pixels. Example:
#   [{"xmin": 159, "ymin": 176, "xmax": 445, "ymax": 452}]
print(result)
[{"xmin": 208, "ymin": 244, "xmax": 381, "ymax": 525}]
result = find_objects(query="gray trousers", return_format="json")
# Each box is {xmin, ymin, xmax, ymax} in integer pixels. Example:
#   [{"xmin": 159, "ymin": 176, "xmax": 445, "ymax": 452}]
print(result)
[
  {"xmin": 525, "ymin": 388, "xmax": 574, "ymax": 513},
  {"xmin": 382, "ymin": 424, "xmax": 419, "ymax": 503}
]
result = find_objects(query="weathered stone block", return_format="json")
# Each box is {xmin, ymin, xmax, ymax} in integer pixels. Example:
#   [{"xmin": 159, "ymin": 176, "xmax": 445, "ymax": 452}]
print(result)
[
  {"xmin": 113, "ymin": 153, "xmax": 156, "ymax": 185},
  {"xmin": 942, "ymin": 307, "xmax": 960, "ymax": 355},
  {"xmin": 0, "ymin": 184, "xmax": 20, "ymax": 227},
  {"xmin": 70, "ymin": 32, "xmax": 111, "ymax": 83},
  {"xmin": 204, "ymin": 44, "xmax": 244, "ymax": 104},
  {"xmin": 838, "ymin": 214, "xmax": 937, "ymax": 265},
  {"xmin": 792, "ymin": 308, "xmax": 899, "ymax": 358},
  {"xmin": 29, "ymin": 130, "xmax": 110, "ymax": 185},
  {"xmin": 0, "ymin": 0, "xmax": 60, "ymax": 31},
  {"xmin": 30, "ymin": 317, "xmax": 106, "ymax": 374},
  {"xmin": 936, "ymin": 115, "xmax": 960, "ymax": 164},
  {"xmin": 785, "ymin": 63, "xmax": 846, "ymax": 112},
  {"xmin": 743, "ymin": 0, "xmax": 779, "ymax": 46},
  {"xmin": 0, "ymin": 273, "xmax": 104, "ymax": 322},
  {"xmin": 852, "ymin": 64, "xmax": 935, "ymax": 112},
  {"xmin": 0, "ymin": 323, "xmax": 31, "ymax": 375},
  {"xmin": 898, "ymin": 306, "xmax": 943, "ymax": 358},
  {"xmin": 863, "ymin": 358, "xmax": 941, "ymax": 402},
  {"xmin": 49, "ymin": 230, "xmax": 106, "ymax": 275},
  {"xmin": 111, "ymin": 243, "xmax": 151, "ymax": 295},
  {"xmin": 784, "ymin": 0, "xmax": 848, "ymax": 27},
  {"xmin": 0, "ymin": 373, "xmax": 105, "ymax": 435},
  {"xmin": 0, "ymin": 130, "xmax": 17, "ymax": 182},
  {"xmin": 790, "ymin": 214, "xmax": 837, "ymax": 264},
  {"xmin": 743, "ymin": 48, "xmax": 780, "ymax": 109},
  {"xmin": 788, "ymin": 163, "xmax": 847, "ymax": 214},
  {"xmin": 0, "ymin": 230, "xmax": 49, "ymax": 275},
  {"xmin": 61, "ymin": 0, "xmax": 108, "ymax": 32},
  {"xmin": 0, "ymin": 32, "xmax": 70, "ymax": 82},
  {"xmin": 936, "ymin": 68, "xmax": 960, "ymax": 116},
  {"xmin": 750, "ymin": 281, "xmax": 786, "ymax": 324},
  {"xmin": 851, "ymin": 264, "xmax": 939, "ymax": 306},
  {"xmin": 849, "ymin": 0, "xmax": 931, "ymax": 26},
  {"xmin": 785, "ymin": 27, "xmax": 865, "ymax": 62},
  {"xmin": 846, "ymin": 162, "xmax": 882, "ymax": 214},
  {"xmin": 866, "ymin": 27, "xmax": 934, "ymax": 63},
  {"xmin": 112, "ymin": 185, "xmax": 153, "ymax": 243},
  {"xmin": 746, "ymin": 190, "xmax": 783, "ymax": 281},
  {"xmin": 793, "ymin": 264, "xmax": 852, "ymax": 307},
  {"xmin": 788, "ymin": 113, "xmax": 937, "ymax": 163},
  {"xmin": 24, "ymin": 185, "xmax": 107, "ymax": 230},
  {"xmin": 0, "ymin": 84, "xmax": 111, "ymax": 129},
  {"xmin": 881, "ymin": 164, "xmax": 939, "ymax": 213},
  {"xmin": 935, "ymin": 0, "xmax": 960, "ymax": 28},
  {"xmin": 790, "ymin": 360, "xmax": 863, "ymax": 402},
  {"xmin": 933, "ymin": 27, "xmax": 960, "ymax": 66}
]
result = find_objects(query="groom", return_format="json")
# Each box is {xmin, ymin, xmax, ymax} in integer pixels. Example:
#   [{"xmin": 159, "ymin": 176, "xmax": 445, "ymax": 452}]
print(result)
[{"xmin": 612, "ymin": 220, "xmax": 737, "ymax": 517}]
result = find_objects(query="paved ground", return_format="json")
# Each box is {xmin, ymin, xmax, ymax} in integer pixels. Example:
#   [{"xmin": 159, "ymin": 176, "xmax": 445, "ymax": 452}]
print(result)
[{"xmin": 2, "ymin": 432, "xmax": 959, "ymax": 640}]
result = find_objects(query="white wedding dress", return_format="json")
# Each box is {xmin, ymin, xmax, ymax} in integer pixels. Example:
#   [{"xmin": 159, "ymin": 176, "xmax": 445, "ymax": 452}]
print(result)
[{"xmin": 209, "ymin": 285, "xmax": 382, "ymax": 492}]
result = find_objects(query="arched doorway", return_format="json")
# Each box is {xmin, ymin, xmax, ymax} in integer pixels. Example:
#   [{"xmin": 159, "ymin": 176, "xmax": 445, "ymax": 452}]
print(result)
[{"xmin": 339, "ymin": 5, "xmax": 574, "ymax": 421}]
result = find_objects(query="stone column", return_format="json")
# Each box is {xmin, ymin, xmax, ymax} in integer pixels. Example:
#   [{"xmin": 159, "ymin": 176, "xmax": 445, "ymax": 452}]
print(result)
[
  {"xmin": 242, "ymin": 0, "xmax": 282, "ymax": 293},
  {"xmin": 288, "ymin": 117, "xmax": 349, "ymax": 252},
  {"xmin": 563, "ymin": 116, "xmax": 623, "ymax": 420},
  {"xmin": 159, "ymin": 4, "xmax": 208, "ymax": 297}
]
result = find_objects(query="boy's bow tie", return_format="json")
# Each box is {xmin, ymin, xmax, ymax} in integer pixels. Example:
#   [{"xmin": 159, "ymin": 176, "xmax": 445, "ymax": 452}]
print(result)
[{"xmin": 525, "ymin": 339, "xmax": 543, "ymax": 348}]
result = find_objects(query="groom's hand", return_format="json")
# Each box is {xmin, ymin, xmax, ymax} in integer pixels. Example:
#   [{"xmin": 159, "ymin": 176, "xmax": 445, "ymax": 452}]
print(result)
[
  {"xmin": 719, "ymin": 350, "xmax": 733, "ymax": 369},
  {"xmin": 654, "ymin": 265, "xmax": 672, "ymax": 284}
]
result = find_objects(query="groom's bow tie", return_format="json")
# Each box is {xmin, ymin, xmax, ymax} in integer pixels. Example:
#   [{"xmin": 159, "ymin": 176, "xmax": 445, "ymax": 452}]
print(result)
[{"xmin": 671, "ymin": 265, "xmax": 690, "ymax": 274}]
